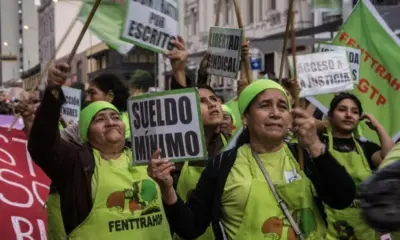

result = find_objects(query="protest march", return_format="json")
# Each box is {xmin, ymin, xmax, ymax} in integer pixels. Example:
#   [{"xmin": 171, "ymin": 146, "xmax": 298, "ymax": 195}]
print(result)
[{"xmin": 1, "ymin": 0, "xmax": 400, "ymax": 239}]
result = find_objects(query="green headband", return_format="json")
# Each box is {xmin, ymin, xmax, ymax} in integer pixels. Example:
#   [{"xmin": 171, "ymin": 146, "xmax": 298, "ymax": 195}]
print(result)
[
  {"xmin": 79, "ymin": 101, "xmax": 119, "ymax": 143},
  {"xmin": 222, "ymin": 104, "xmax": 236, "ymax": 125},
  {"xmin": 238, "ymin": 79, "xmax": 290, "ymax": 116}
]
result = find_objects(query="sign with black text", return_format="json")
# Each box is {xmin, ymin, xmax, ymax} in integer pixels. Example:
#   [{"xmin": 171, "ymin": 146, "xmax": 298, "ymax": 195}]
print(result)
[
  {"xmin": 288, "ymin": 50, "xmax": 354, "ymax": 97},
  {"xmin": 120, "ymin": 0, "xmax": 178, "ymax": 53},
  {"xmin": 207, "ymin": 27, "xmax": 243, "ymax": 79},
  {"xmin": 61, "ymin": 87, "xmax": 81, "ymax": 125},
  {"xmin": 318, "ymin": 43, "xmax": 361, "ymax": 83},
  {"xmin": 127, "ymin": 88, "xmax": 207, "ymax": 165}
]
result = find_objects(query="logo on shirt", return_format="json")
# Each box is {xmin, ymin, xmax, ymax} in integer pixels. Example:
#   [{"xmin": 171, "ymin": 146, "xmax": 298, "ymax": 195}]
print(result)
[
  {"xmin": 106, "ymin": 179, "xmax": 164, "ymax": 232},
  {"xmin": 106, "ymin": 179, "xmax": 160, "ymax": 215},
  {"xmin": 284, "ymin": 169, "xmax": 301, "ymax": 183}
]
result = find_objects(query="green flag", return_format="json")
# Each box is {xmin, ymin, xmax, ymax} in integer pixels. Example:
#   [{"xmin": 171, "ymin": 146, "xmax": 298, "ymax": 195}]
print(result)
[
  {"xmin": 77, "ymin": 0, "xmax": 133, "ymax": 54},
  {"xmin": 308, "ymin": 0, "xmax": 400, "ymax": 143}
]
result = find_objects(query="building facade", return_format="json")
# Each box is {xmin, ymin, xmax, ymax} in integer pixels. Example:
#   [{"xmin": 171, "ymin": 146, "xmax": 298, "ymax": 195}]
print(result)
[
  {"xmin": 38, "ymin": 0, "xmax": 102, "ymax": 89},
  {"xmin": 0, "ymin": 0, "xmax": 40, "ymax": 86},
  {"xmin": 0, "ymin": 0, "xmax": 21, "ymax": 86}
]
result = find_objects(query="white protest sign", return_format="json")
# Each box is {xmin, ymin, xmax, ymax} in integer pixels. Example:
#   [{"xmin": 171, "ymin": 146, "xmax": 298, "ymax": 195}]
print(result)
[
  {"xmin": 288, "ymin": 50, "xmax": 354, "ymax": 97},
  {"xmin": 61, "ymin": 87, "xmax": 81, "ymax": 125},
  {"xmin": 120, "ymin": 0, "xmax": 178, "ymax": 53},
  {"xmin": 127, "ymin": 88, "xmax": 207, "ymax": 165},
  {"xmin": 318, "ymin": 43, "xmax": 361, "ymax": 83},
  {"xmin": 207, "ymin": 27, "xmax": 243, "ymax": 79}
]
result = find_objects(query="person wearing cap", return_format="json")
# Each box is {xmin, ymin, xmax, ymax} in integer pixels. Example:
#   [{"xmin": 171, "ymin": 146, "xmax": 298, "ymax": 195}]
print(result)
[
  {"xmin": 318, "ymin": 92, "xmax": 394, "ymax": 240},
  {"xmin": 174, "ymin": 84, "xmax": 229, "ymax": 240},
  {"xmin": 148, "ymin": 79, "xmax": 356, "ymax": 240},
  {"xmin": 220, "ymin": 104, "xmax": 236, "ymax": 137},
  {"xmin": 27, "ymin": 64, "xmax": 172, "ymax": 240}
]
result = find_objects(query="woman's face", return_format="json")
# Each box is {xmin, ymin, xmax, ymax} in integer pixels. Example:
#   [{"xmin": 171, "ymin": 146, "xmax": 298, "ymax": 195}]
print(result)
[
  {"xmin": 330, "ymin": 98, "xmax": 361, "ymax": 134},
  {"xmin": 245, "ymin": 89, "xmax": 291, "ymax": 141},
  {"xmin": 88, "ymin": 109, "xmax": 125, "ymax": 146},
  {"xmin": 199, "ymin": 88, "xmax": 223, "ymax": 127},
  {"xmin": 220, "ymin": 112, "xmax": 233, "ymax": 134},
  {"xmin": 85, "ymin": 84, "xmax": 113, "ymax": 104}
]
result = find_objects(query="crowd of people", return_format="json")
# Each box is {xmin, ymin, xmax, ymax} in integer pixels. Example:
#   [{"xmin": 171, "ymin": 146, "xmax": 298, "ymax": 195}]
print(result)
[{"xmin": 2, "ymin": 34, "xmax": 398, "ymax": 240}]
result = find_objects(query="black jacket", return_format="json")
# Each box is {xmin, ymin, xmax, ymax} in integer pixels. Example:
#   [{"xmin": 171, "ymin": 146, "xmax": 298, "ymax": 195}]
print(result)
[{"xmin": 164, "ymin": 144, "xmax": 356, "ymax": 239}]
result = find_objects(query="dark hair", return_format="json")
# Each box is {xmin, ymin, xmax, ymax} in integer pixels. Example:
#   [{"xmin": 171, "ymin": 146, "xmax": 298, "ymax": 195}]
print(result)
[
  {"xmin": 328, "ymin": 92, "xmax": 363, "ymax": 117},
  {"xmin": 197, "ymin": 83, "xmax": 217, "ymax": 96},
  {"xmin": 90, "ymin": 73, "xmax": 130, "ymax": 112},
  {"xmin": 0, "ymin": 102, "xmax": 13, "ymax": 115},
  {"xmin": 129, "ymin": 70, "xmax": 153, "ymax": 92}
]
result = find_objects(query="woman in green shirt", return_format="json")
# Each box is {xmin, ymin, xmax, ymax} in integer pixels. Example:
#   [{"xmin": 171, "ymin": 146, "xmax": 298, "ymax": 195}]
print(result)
[
  {"xmin": 28, "ymin": 73, "xmax": 171, "ymax": 239},
  {"xmin": 148, "ymin": 79, "xmax": 356, "ymax": 240}
]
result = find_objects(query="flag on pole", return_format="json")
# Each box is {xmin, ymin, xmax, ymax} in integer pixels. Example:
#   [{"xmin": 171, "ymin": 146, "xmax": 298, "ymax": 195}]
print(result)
[
  {"xmin": 308, "ymin": 0, "xmax": 400, "ymax": 143},
  {"xmin": 77, "ymin": 0, "xmax": 133, "ymax": 54}
]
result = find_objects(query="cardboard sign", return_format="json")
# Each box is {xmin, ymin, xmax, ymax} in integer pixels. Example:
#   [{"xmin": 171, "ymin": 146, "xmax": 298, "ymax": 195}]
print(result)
[
  {"xmin": 120, "ymin": 0, "xmax": 178, "ymax": 53},
  {"xmin": 61, "ymin": 87, "xmax": 81, "ymax": 125},
  {"xmin": 127, "ymin": 88, "xmax": 206, "ymax": 165},
  {"xmin": 288, "ymin": 50, "xmax": 354, "ymax": 97},
  {"xmin": 207, "ymin": 27, "xmax": 243, "ymax": 79},
  {"xmin": 318, "ymin": 43, "xmax": 361, "ymax": 83},
  {"xmin": 0, "ymin": 126, "xmax": 50, "ymax": 240}
]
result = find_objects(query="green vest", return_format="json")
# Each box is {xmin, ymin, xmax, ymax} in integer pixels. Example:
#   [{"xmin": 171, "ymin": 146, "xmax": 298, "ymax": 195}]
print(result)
[
  {"xmin": 47, "ymin": 193, "xmax": 66, "ymax": 239},
  {"xmin": 66, "ymin": 149, "xmax": 171, "ymax": 239},
  {"xmin": 223, "ymin": 144, "xmax": 326, "ymax": 239},
  {"xmin": 324, "ymin": 129, "xmax": 379, "ymax": 240},
  {"xmin": 174, "ymin": 134, "xmax": 227, "ymax": 240}
]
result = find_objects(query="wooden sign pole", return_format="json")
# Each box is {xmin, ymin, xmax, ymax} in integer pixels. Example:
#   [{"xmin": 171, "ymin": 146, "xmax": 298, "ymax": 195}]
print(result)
[{"xmin": 232, "ymin": 0, "xmax": 252, "ymax": 87}]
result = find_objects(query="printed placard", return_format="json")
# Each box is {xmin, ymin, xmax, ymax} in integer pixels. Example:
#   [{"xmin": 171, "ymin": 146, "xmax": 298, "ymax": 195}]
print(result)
[
  {"xmin": 61, "ymin": 87, "xmax": 81, "ymax": 125},
  {"xmin": 120, "ymin": 0, "xmax": 178, "ymax": 53},
  {"xmin": 318, "ymin": 43, "xmax": 361, "ymax": 83},
  {"xmin": 127, "ymin": 88, "xmax": 207, "ymax": 165},
  {"xmin": 288, "ymin": 50, "xmax": 354, "ymax": 97},
  {"xmin": 207, "ymin": 27, "xmax": 243, "ymax": 79}
]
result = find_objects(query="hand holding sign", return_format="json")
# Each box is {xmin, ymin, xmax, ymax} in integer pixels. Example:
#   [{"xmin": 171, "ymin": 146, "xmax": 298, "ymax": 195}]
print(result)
[
  {"xmin": 48, "ymin": 63, "xmax": 70, "ymax": 87},
  {"xmin": 148, "ymin": 149, "xmax": 175, "ymax": 189},
  {"xmin": 165, "ymin": 36, "xmax": 188, "ymax": 73},
  {"xmin": 291, "ymin": 108, "xmax": 325, "ymax": 157}
]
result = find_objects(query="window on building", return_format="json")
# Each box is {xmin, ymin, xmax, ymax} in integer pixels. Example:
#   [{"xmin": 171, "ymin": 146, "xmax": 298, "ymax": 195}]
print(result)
[
  {"xmin": 148, "ymin": 54, "xmax": 155, "ymax": 63},
  {"xmin": 248, "ymin": 0, "xmax": 254, "ymax": 24},
  {"xmin": 224, "ymin": 0, "xmax": 231, "ymax": 25},
  {"xmin": 191, "ymin": 7, "xmax": 198, "ymax": 34},
  {"xmin": 270, "ymin": 0, "xmax": 276, "ymax": 10},
  {"xmin": 76, "ymin": 60, "xmax": 83, "ymax": 83},
  {"xmin": 259, "ymin": 0, "xmax": 264, "ymax": 21},
  {"xmin": 139, "ymin": 54, "xmax": 148, "ymax": 63}
]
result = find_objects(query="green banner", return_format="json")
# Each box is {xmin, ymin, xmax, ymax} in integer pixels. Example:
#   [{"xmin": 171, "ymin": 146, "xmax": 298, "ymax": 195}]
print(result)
[
  {"xmin": 308, "ymin": 0, "xmax": 400, "ymax": 143},
  {"xmin": 77, "ymin": 0, "xmax": 133, "ymax": 54}
]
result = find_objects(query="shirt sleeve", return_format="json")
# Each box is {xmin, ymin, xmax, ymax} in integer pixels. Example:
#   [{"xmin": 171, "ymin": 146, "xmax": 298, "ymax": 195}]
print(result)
[
  {"xmin": 361, "ymin": 140, "xmax": 381, "ymax": 169},
  {"xmin": 163, "ymin": 153, "xmax": 223, "ymax": 239},
  {"xmin": 302, "ymin": 146, "xmax": 356, "ymax": 210},
  {"xmin": 28, "ymin": 87, "xmax": 82, "ymax": 191}
]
